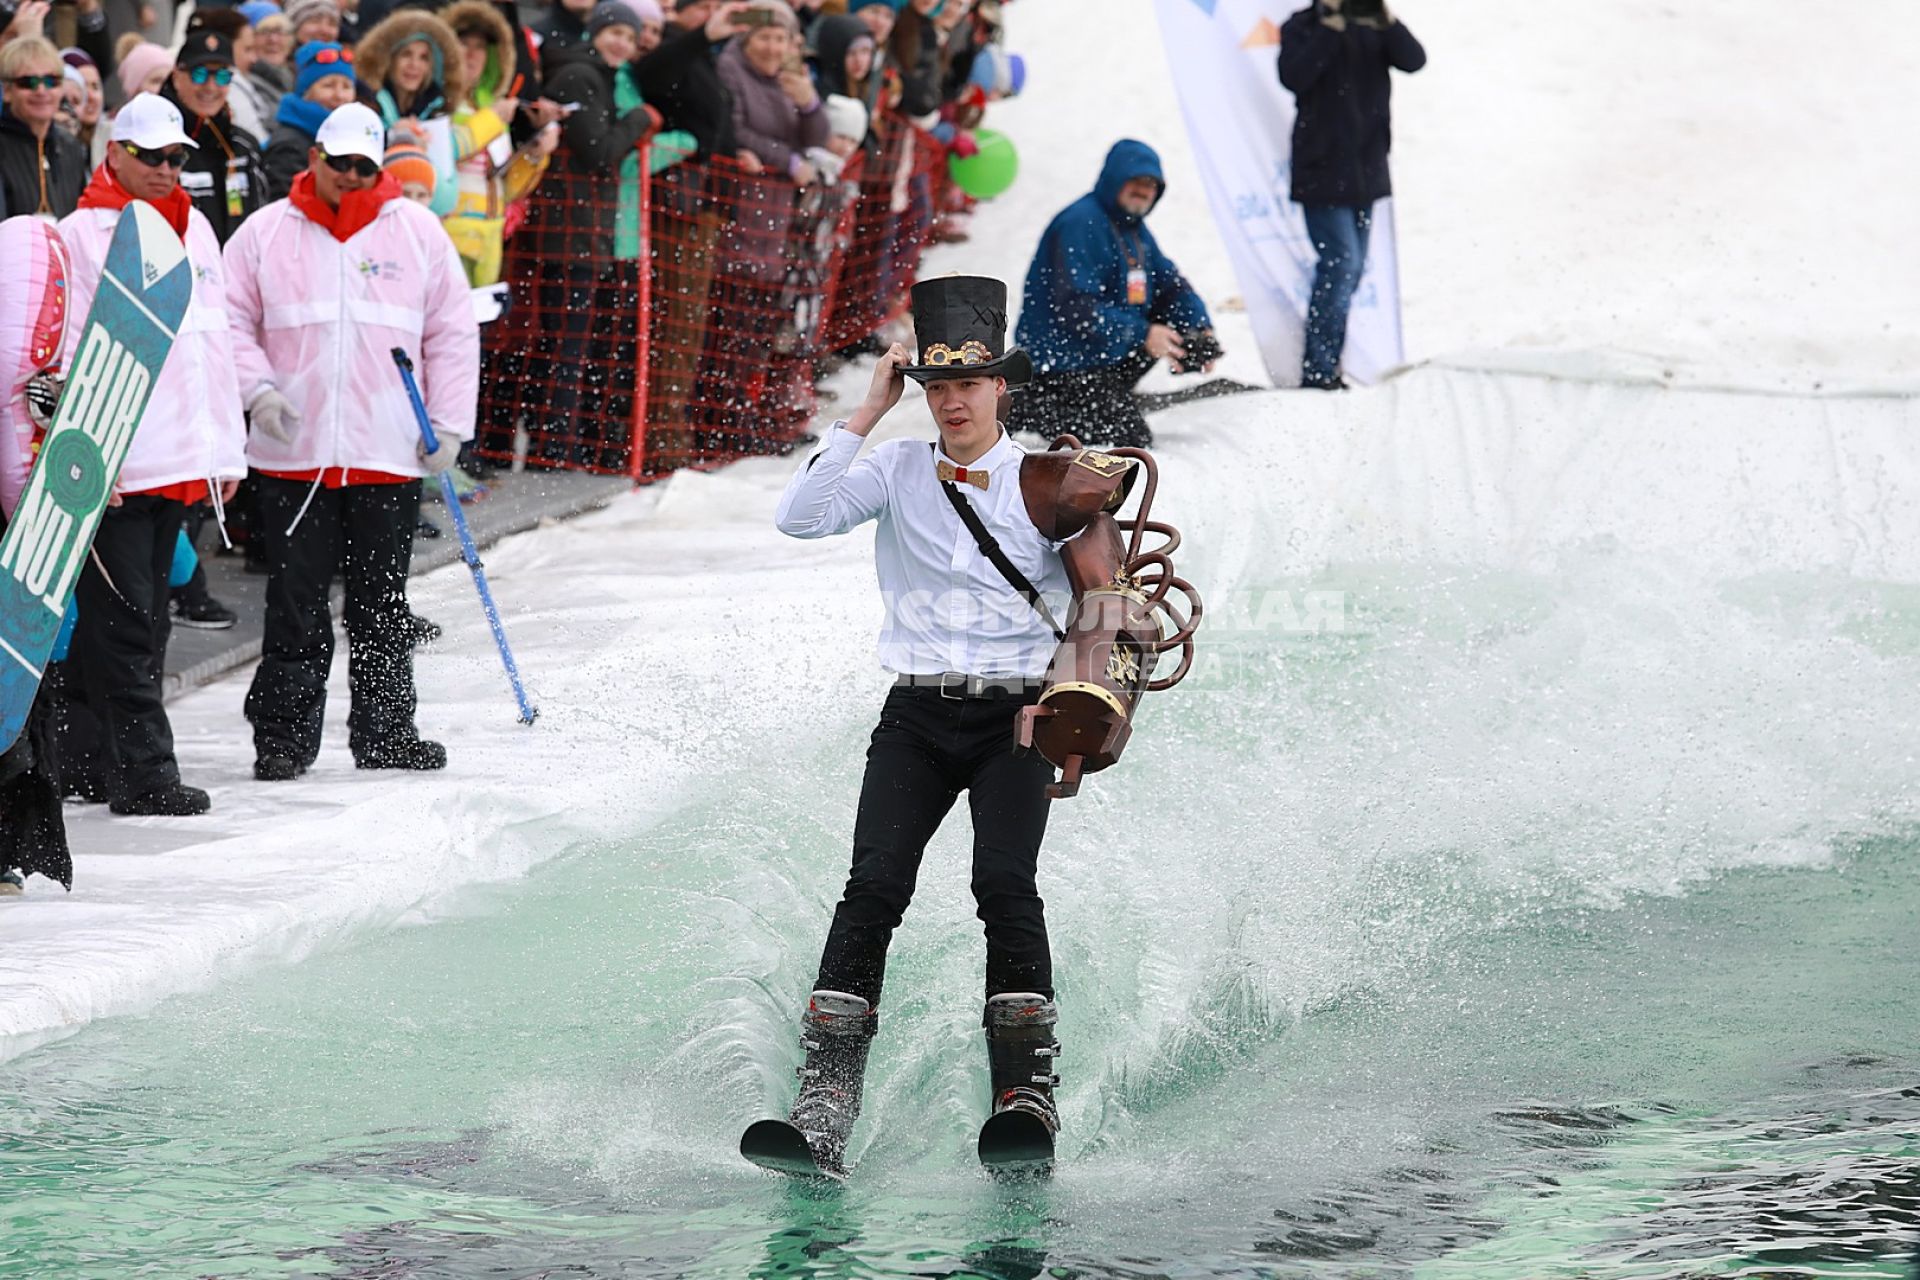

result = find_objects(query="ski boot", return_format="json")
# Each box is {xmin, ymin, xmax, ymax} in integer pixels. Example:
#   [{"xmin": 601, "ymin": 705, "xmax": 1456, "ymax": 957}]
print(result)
[
  {"xmin": 978, "ymin": 992, "xmax": 1060, "ymax": 1170},
  {"xmin": 785, "ymin": 990, "xmax": 877, "ymax": 1174}
]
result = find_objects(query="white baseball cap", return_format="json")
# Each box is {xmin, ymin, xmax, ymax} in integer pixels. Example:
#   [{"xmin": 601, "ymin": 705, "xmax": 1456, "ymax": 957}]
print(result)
[
  {"xmin": 314, "ymin": 102, "xmax": 385, "ymax": 164},
  {"xmin": 110, "ymin": 93, "xmax": 198, "ymax": 151}
]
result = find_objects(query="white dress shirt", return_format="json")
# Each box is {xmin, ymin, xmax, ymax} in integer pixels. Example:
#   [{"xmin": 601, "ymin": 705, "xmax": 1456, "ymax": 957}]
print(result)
[{"xmin": 775, "ymin": 423, "xmax": 1072, "ymax": 678}]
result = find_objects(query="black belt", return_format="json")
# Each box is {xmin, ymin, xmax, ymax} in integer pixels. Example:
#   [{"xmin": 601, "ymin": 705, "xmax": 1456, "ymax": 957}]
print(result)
[{"xmin": 894, "ymin": 672, "xmax": 1044, "ymax": 701}]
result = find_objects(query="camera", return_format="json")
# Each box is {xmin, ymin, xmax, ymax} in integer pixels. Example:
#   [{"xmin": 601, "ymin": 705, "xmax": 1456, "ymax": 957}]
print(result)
[
  {"xmin": 735, "ymin": 7, "xmax": 779, "ymax": 28},
  {"xmin": 1176, "ymin": 328, "xmax": 1224, "ymax": 374}
]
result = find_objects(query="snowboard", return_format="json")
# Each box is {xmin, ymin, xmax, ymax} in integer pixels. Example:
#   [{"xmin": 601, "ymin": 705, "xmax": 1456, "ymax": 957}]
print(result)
[
  {"xmin": 977, "ymin": 1109, "xmax": 1055, "ymax": 1176},
  {"xmin": 0, "ymin": 202, "xmax": 191, "ymax": 752},
  {"xmin": 740, "ymin": 1119, "xmax": 847, "ymax": 1184}
]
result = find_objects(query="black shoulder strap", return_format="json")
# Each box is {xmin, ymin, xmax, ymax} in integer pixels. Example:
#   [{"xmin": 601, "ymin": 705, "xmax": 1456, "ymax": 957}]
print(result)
[{"xmin": 935, "ymin": 450, "xmax": 1067, "ymax": 642}]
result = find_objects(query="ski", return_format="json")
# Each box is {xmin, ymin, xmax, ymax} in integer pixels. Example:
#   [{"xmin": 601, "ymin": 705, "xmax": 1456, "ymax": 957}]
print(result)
[
  {"xmin": 0, "ymin": 202, "xmax": 191, "ymax": 753},
  {"xmin": 977, "ymin": 1109, "xmax": 1055, "ymax": 1177},
  {"xmin": 740, "ymin": 1119, "xmax": 846, "ymax": 1183}
]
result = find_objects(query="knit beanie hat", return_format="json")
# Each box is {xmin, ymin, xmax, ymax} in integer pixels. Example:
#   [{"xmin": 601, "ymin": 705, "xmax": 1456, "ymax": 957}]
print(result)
[
  {"xmin": 588, "ymin": 0, "xmax": 644, "ymax": 36},
  {"xmin": 292, "ymin": 40, "xmax": 353, "ymax": 96},
  {"xmin": 284, "ymin": 0, "xmax": 336, "ymax": 33},
  {"xmin": 848, "ymin": 0, "xmax": 904, "ymax": 11},
  {"xmin": 237, "ymin": 0, "xmax": 281, "ymax": 25},
  {"xmin": 383, "ymin": 123, "xmax": 436, "ymax": 196},
  {"xmin": 824, "ymin": 93, "xmax": 866, "ymax": 142},
  {"xmin": 114, "ymin": 41, "xmax": 173, "ymax": 99},
  {"xmin": 740, "ymin": 0, "xmax": 798, "ymax": 32},
  {"xmin": 627, "ymin": 0, "xmax": 663, "ymax": 21}
]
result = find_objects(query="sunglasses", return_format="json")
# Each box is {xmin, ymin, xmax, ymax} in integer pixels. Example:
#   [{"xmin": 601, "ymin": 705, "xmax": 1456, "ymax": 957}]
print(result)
[
  {"xmin": 185, "ymin": 65, "xmax": 235, "ymax": 86},
  {"xmin": 122, "ymin": 142, "xmax": 190, "ymax": 169},
  {"xmin": 323, "ymin": 152, "xmax": 380, "ymax": 179},
  {"xmin": 9, "ymin": 74, "xmax": 63, "ymax": 90}
]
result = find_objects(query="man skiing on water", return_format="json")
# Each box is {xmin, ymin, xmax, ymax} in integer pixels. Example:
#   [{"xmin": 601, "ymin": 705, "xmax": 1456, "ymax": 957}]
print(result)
[{"xmin": 760, "ymin": 275, "xmax": 1069, "ymax": 1176}]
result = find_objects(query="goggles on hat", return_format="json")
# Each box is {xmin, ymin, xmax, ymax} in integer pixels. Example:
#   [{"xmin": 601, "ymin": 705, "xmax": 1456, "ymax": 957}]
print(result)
[
  {"xmin": 9, "ymin": 74, "xmax": 63, "ymax": 91},
  {"xmin": 186, "ymin": 65, "xmax": 236, "ymax": 85},
  {"xmin": 123, "ymin": 142, "xmax": 191, "ymax": 169},
  {"xmin": 323, "ymin": 151, "xmax": 381, "ymax": 179},
  {"xmin": 308, "ymin": 46, "xmax": 353, "ymax": 64}
]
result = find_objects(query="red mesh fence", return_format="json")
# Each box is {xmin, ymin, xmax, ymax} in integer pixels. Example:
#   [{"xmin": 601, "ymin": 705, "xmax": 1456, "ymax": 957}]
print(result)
[{"xmin": 477, "ymin": 112, "xmax": 956, "ymax": 482}]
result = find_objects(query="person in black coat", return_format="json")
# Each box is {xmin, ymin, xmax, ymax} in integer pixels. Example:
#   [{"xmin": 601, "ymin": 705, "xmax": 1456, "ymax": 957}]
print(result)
[
  {"xmin": 0, "ymin": 36, "xmax": 88, "ymax": 218},
  {"xmin": 161, "ymin": 30, "xmax": 268, "ymax": 244},
  {"xmin": 1278, "ymin": 0, "xmax": 1424, "ymax": 389},
  {"xmin": 635, "ymin": 0, "xmax": 741, "ymax": 159}
]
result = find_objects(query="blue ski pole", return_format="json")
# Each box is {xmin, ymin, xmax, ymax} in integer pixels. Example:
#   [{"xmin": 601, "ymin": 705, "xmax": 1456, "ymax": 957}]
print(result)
[{"xmin": 391, "ymin": 348, "xmax": 538, "ymax": 726}]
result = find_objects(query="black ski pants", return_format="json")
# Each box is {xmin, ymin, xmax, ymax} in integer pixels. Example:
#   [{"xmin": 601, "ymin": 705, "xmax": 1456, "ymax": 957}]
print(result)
[
  {"xmin": 71, "ymin": 494, "xmax": 185, "ymax": 803},
  {"xmin": 1008, "ymin": 347, "xmax": 1158, "ymax": 450},
  {"xmin": 815, "ymin": 685, "xmax": 1058, "ymax": 1008},
  {"xmin": 245, "ymin": 477, "xmax": 420, "ymax": 766}
]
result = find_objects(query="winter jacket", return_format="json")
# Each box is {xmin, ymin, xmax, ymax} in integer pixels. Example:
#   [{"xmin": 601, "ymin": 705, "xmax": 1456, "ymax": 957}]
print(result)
[
  {"xmin": 440, "ymin": 0, "xmax": 550, "ymax": 283},
  {"xmin": 55, "ymin": 203, "xmax": 248, "ymax": 493},
  {"xmin": 883, "ymin": 9, "xmax": 942, "ymax": 119},
  {"xmin": 161, "ymin": 83, "xmax": 270, "ymax": 245},
  {"xmin": 1277, "ymin": 5, "xmax": 1425, "ymax": 207},
  {"xmin": 262, "ymin": 120, "xmax": 314, "ymax": 202},
  {"xmin": 532, "ymin": 46, "xmax": 666, "ymax": 262},
  {"xmin": 0, "ymin": 110, "xmax": 88, "ymax": 220},
  {"xmin": 1015, "ymin": 139, "xmax": 1211, "ymax": 374},
  {"xmin": 717, "ymin": 39, "xmax": 828, "ymax": 179},
  {"xmin": 248, "ymin": 60, "xmax": 293, "ymax": 123},
  {"xmin": 222, "ymin": 193, "xmax": 480, "ymax": 474},
  {"xmin": 530, "ymin": 2, "xmax": 590, "ymax": 74},
  {"xmin": 636, "ymin": 23, "xmax": 734, "ymax": 158}
]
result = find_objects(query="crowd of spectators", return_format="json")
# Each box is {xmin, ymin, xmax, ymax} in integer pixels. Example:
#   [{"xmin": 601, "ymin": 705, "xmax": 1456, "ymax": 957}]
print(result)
[{"xmin": 0, "ymin": 0, "xmax": 1027, "ymax": 893}]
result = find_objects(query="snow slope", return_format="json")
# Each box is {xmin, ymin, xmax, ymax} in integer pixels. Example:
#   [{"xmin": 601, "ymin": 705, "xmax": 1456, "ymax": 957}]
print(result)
[{"xmin": 4, "ymin": 0, "xmax": 1917, "ymax": 1058}]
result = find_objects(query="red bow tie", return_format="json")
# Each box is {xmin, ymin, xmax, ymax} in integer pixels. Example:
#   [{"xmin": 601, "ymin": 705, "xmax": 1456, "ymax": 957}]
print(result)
[{"xmin": 936, "ymin": 461, "xmax": 990, "ymax": 491}]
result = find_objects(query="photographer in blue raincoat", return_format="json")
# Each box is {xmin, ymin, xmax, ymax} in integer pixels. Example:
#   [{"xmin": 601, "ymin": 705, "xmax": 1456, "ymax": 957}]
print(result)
[{"xmin": 1009, "ymin": 138, "xmax": 1217, "ymax": 451}]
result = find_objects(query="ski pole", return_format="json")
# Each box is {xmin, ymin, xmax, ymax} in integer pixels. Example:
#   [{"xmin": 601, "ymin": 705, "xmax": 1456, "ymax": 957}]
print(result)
[{"xmin": 390, "ymin": 347, "xmax": 538, "ymax": 726}]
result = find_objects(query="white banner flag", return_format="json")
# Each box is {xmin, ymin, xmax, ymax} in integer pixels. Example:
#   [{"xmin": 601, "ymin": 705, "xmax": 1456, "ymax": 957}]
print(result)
[{"xmin": 1152, "ymin": 0, "xmax": 1405, "ymax": 386}]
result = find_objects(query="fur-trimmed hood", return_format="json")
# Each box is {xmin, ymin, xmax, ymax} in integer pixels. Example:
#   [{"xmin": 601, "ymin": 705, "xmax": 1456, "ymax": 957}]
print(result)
[
  {"xmin": 355, "ymin": 8, "xmax": 469, "ymax": 114},
  {"xmin": 439, "ymin": 0, "xmax": 516, "ymax": 105}
]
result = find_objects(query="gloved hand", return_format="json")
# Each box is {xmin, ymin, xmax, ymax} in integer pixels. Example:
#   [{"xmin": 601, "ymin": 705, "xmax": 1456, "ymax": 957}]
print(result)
[
  {"xmin": 23, "ymin": 370, "xmax": 62, "ymax": 430},
  {"xmin": 247, "ymin": 386, "xmax": 302, "ymax": 445},
  {"xmin": 417, "ymin": 433, "xmax": 459, "ymax": 475},
  {"xmin": 1318, "ymin": 0, "xmax": 1346, "ymax": 31}
]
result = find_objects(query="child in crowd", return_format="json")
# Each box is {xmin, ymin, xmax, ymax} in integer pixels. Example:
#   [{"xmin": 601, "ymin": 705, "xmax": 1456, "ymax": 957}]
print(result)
[
  {"xmin": 803, "ymin": 92, "xmax": 865, "ymax": 186},
  {"xmin": 386, "ymin": 124, "xmax": 438, "ymax": 205}
]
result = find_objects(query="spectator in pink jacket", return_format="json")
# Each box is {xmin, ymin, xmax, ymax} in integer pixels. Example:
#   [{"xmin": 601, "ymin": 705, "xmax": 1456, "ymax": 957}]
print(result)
[
  {"xmin": 56, "ymin": 93, "xmax": 249, "ymax": 817},
  {"xmin": 222, "ymin": 101, "xmax": 479, "ymax": 782}
]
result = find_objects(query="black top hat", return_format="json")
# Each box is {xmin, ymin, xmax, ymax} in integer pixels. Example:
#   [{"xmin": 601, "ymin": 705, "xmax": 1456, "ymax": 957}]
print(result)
[{"xmin": 902, "ymin": 275, "xmax": 1033, "ymax": 386}]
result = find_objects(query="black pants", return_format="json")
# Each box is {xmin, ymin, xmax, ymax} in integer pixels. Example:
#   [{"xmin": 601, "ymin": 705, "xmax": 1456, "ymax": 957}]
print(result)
[
  {"xmin": 244, "ymin": 477, "xmax": 420, "ymax": 765},
  {"xmin": 815, "ymin": 685, "xmax": 1058, "ymax": 1008},
  {"xmin": 1009, "ymin": 348, "xmax": 1158, "ymax": 450},
  {"xmin": 71, "ymin": 494, "xmax": 185, "ymax": 802}
]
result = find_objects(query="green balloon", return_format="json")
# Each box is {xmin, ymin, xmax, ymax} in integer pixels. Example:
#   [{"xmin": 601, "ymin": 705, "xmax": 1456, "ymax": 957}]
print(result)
[{"xmin": 948, "ymin": 128, "xmax": 1019, "ymax": 200}]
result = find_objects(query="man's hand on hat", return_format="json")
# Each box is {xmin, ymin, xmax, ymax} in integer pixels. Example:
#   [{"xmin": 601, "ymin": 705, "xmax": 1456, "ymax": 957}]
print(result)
[
  {"xmin": 1145, "ymin": 324, "xmax": 1187, "ymax": 365},
  {"xmin": 247, "ymin": 386, "xmax": 303, "ymax": 445},
  {"xmin": 848, "ymin": 342, "xmax": 910, "ymax": 436}
]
